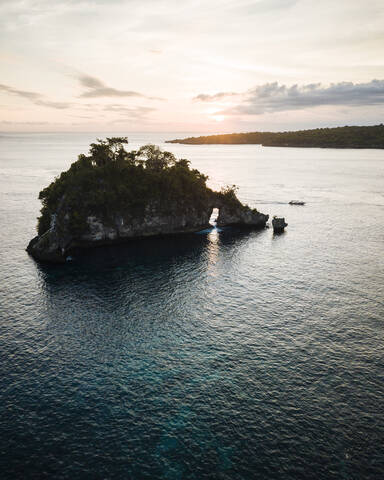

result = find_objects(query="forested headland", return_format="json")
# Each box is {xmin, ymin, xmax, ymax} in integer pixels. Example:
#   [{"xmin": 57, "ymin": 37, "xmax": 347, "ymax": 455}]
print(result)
[{"xmin": 166, "ymin": 124, "xmax": 384, "ymax": 148}]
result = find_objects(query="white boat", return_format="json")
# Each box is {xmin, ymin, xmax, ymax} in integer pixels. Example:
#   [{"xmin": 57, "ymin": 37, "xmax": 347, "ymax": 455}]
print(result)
[{"xmin": 289, "ymin": 200, "xmax": 305, "ymax": 205}]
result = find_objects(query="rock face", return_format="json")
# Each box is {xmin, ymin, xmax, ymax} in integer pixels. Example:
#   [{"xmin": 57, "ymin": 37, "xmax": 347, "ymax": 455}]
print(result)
[
  {"xmin": 27, "ymin": 199, "xmax": 269, "ymax": 263},
  {"xmin": 216, "ymin": 203, "xmax": 268, "ymax": 228}
]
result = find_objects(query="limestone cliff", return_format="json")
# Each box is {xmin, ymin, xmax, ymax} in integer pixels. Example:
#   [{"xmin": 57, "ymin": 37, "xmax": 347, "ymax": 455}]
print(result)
[{"xmin": 27, "ymin": 199, "xmax": 268, "ymax": 263}]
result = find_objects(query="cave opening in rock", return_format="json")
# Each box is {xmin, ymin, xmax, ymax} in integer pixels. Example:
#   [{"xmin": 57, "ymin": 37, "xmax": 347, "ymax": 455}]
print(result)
[{"xmin": 209, "ymin": 208, "xmax": 219, "ymax": 226}]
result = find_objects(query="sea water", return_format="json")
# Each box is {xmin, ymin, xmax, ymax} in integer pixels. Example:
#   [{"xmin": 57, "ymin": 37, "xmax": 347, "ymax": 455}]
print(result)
[{"xmin": 0, "ymin": 133, "xmax": 383, "ymax": 479}]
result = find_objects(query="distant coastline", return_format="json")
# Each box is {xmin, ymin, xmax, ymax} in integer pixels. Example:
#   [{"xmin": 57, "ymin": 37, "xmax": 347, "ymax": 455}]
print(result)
[{"xmin": 166, "ymin": 124, "xmax": 384, "ymax": 148}]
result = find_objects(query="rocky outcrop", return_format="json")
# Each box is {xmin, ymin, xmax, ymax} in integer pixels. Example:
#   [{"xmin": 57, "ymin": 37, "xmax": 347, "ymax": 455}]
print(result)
[
  {"xmin": 27, "ymin": 200, "xmax": 268, "ymax": 263},
  {"xmin": 216, "ymin": 204, "xmax": 268, "ymax": 228},
  {"xmin": 272, "ymin": 217, "xmax": 288, "ymax": 233},
  {"xmin": 26, "ymin": 139, "xmax": 270, "ymax": 263},
  {"xmin": 26, "ymin": 231, "xmax": 64, "ymax": 263}
]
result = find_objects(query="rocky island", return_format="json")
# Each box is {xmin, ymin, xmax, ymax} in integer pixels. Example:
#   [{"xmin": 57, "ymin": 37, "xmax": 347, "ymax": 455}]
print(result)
[{"xmin": 27, "ymin": 138, "xmax": 268, "ymax": 263}]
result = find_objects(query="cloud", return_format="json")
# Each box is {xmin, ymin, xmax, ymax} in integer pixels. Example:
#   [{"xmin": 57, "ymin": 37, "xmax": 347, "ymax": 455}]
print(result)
[
  {"xmin": 68, "ymin": 114, "xmax": 94, "ymax": 119},
  {"xmin": 226, "ymin": 0, "xmax": 298, "ymax": 16},
  {"xmin": 0, "ymin": 83, "xmax": 71, "ymax": 109},
  {"xmin": 78, "ymin": 74, "xmax": 163, "ymax": 100},
  {"xmin": 0, "ymin": 84, "xmax": 39, "ymax": 100},
  {"xmin": 36, "ymin": 99, "xmax": 71, "ymax": 109},
  {"xmin": 193, "ymin": 92, "xmax": 239, "ymax": 101},
  {"xmin": 79, "ymin": 75, "xmax": 105, "ymax": 90},
  {"xmin": 103, "ymin": 104, "xmax": 156, "ymax": 119},
  {"xmin": 0, "ymin": 120, "xmax": 50, "ymax": 125},
  {"xmin": 73, "ymin": 102, "xmax": 155, "ymax": 119},
  {"xmin": 199, "ymin": 79, "xmax": 384, "ymax": 115}
]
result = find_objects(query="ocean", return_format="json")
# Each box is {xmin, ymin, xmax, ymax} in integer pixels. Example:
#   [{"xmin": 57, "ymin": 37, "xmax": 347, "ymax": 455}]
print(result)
[{"xmin": 0, "ymin": 132, "xmax": 383, "ymax": 479}]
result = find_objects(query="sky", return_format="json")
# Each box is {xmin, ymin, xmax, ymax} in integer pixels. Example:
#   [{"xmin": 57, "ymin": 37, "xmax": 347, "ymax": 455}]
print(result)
[{"xmin": 1, "ymin": 0, "xmax": 384, "ymax": 132}]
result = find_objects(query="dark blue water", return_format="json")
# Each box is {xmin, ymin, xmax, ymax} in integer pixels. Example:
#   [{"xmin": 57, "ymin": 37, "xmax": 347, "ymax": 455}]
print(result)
[{"xmin": 1, "ymin": 133, "xmax": 383, "ymax": 479}]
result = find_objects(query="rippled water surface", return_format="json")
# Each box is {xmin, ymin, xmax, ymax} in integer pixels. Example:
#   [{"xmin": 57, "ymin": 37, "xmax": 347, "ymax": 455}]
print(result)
[{"xmin": 0, "ymin": 133, "xmax": 383, "ymax": 479}]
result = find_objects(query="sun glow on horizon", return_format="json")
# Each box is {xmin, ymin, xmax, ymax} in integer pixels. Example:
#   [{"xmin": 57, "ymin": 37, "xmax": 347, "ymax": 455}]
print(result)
[{"xmin": 212, "ymin": 114, "xmax": 226, "ymax": 122}]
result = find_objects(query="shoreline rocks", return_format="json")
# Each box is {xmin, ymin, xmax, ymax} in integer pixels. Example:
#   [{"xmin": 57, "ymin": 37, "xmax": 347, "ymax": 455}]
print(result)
[{"xmin": 272, "ymin": 217, "xmax": 288, "ymax": 233}]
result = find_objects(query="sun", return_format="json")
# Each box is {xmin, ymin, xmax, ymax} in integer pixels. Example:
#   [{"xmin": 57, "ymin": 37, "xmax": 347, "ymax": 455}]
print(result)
[{"xmin": 212, "ymin": 115, "xmax": 225, "ymax": 122}]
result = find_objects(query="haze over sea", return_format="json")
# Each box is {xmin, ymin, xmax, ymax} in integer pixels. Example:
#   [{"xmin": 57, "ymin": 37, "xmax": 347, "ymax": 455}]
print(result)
[{"xmin": 0, "ymin": 132, "xmax": 383, "ymax": 479}]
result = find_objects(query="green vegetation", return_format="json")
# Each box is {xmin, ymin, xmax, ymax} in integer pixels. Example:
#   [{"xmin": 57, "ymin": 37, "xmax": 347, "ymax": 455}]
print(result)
[
  {"xmin": 166, "ymin": 124, "xmax": 384, "ymax": 148},
  {"xmin": 218, "ymin": 184, "xmax": 257, "ymax": 213},
  {"xmin": 37, "ymin": 138, "xmax": 214, "ymax": 236}
]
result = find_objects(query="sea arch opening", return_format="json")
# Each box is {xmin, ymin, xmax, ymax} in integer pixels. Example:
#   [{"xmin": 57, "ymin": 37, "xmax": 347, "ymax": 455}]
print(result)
[{"xmin": 209, "ymin": 207, "xmax": 219, "ymax": 227}]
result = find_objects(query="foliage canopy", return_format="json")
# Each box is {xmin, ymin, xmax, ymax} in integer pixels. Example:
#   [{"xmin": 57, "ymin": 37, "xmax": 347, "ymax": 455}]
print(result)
[{"xmin": 37, "ymin": 138, "xmax": 213, "ymax": 236}]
